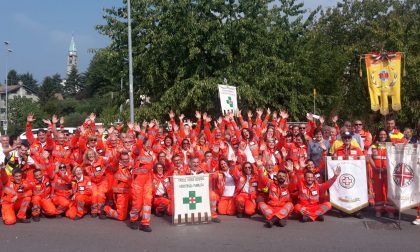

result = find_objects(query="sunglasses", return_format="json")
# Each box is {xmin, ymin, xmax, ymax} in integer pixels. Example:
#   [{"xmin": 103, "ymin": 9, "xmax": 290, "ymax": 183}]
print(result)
[
  {"xmin": 354, "ymin": 123, "xmax": 363, "ymax": 126},
  {"xmin": 299, "ymin": 127, "xmax": 306, "ymax": 130}
]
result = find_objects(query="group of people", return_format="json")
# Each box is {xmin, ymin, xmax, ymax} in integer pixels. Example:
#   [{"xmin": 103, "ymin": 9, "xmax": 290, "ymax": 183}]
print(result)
[{"xmin": 0, "ymin": 109, "xmax": 419, "ymax": 231}]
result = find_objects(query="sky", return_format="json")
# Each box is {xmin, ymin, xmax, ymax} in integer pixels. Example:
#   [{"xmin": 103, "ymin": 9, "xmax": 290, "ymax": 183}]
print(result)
[{"xmin": 0, "ymin": 0, "xmax": 339, "ymax": 84}]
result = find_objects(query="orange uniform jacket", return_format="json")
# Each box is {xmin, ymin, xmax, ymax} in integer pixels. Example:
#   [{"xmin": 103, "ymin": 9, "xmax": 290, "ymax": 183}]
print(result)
[{"xmin": 1, "ymin": 179, "xmax": 33, "ymax": 204}]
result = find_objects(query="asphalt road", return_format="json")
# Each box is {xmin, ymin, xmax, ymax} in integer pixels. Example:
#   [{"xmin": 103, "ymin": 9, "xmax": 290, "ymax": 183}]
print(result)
[{"xmin": 1, "ymin": 208, "xmax": 420, "ymax": 252}]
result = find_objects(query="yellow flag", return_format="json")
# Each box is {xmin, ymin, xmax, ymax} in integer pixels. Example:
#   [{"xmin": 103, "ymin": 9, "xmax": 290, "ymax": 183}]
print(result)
[
  {"xmin": 365, "ymin": 52, "xmax": 402, "ymax": 116},
  {"xmin": 313, "ymin": 88, "xmax": 316, "ymax": 97}
]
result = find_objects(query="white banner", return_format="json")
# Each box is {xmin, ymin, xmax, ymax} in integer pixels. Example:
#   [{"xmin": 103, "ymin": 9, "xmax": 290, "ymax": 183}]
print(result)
[
  {"xmin": 386, "ymin": 143, "xmax": 420, "ymax": 211},
  {"xmin": 327, "ymin": 157, "xmax": 369, "ymax": 214},
  {"xmin": 172, "ymin": 174, "xmax": 211, "ymax": 224},
  {"xmin": 218, "ymin": 84, "xmax": 238, "ymax": 115}
]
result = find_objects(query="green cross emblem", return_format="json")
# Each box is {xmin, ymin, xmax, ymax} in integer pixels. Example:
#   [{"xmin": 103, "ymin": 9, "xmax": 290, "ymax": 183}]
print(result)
[
  {"xmin": 226, "ymin": 96, "xmax": 234, "ymax": 108},
  {"xmin": 183, "ymin": 191, "xmax": 202, "ymax": 210}
]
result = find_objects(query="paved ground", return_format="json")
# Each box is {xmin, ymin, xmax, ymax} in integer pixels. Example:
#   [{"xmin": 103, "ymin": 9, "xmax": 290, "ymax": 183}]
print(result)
[{"xmin": 1, "ymin": 208, "xmax": 420, "ymax": 252}]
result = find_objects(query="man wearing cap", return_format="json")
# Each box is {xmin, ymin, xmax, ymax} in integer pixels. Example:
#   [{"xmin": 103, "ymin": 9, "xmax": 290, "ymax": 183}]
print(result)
[{"xmin": 332, "ymin": 131, "xmax": 363, "ymax": 158}]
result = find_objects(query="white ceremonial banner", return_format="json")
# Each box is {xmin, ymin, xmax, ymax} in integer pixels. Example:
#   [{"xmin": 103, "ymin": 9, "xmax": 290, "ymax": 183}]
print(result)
[
  {"xmin": 327, "ymin": 157, "xmax": 369, "ymax": 214},
  {"xmin": 172, "ymin": 174, "xmax": 211, "ymax": 225},
  {"xmin": 386, "ymin": 143, "xmax": 420, "ymax": 211},
  {"xmin": 218, "ymin": 84, "xmax": 238, "ymax": 115}
]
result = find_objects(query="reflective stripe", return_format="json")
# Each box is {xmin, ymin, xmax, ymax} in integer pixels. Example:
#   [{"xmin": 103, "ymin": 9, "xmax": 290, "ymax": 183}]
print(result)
[
  {"xmin": 132, "ymin": 168, "xmax": 149, "ymax": 174},
  {"xmin": 114, "ymin": 174, "xmax": 130, "ymax": 180},
  {"xmin": 372, "ymin": 155, "xmax": 387, "ymax": 160},
  {"xmin": 143, "ymin": 206, "xmax": 152, "ymax": 211},
  {"xmin": 4, "ymin": 187, "xmax": 17, "ymax": 195},
  {"xmin": 112, "ymin": 187, "xmax": 129, "ymax": 193}
]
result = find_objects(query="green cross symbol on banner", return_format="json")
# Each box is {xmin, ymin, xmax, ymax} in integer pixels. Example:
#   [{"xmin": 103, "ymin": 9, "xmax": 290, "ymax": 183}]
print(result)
[
  {"xmin": 226, "ymin": 96, "xmax": 234, "ymax": 108},
  {"xmin": 183, "ymin": 191, "xmax": 202, "ymax": 210}
]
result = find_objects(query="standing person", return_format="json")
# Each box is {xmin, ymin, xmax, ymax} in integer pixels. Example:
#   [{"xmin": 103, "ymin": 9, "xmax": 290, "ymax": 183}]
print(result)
[
  {"xmin": 293, "ymin": 166, "xmax": 341, "ymax": 222},
  {"xmin": 104, "ymin": 151, "xmax": 133, "ymax": 221},
  {"xmin": 386, "ymin": 117, "xmax": 405, "ymax": 143},
  {"xmin": 367, "ymin": 129, "xmax": 395, "ymax": 218},
  {"xmin": 307, "ymin": 128, "xmax": 330, "ymax": 169},
  {"xmin": 1, "ymin": 169, "xmax": 32, "ymax": 224},
  {"xmin": 410, "ymin": 120, "xmax": 420, "ymax": 144},
  {"xmin": 129, "ymin": 140, "xmax": 155, "ymax": 232},
  {"xmin": 353, "ymin": 120, "xmax": 372, "ymax": 152}
]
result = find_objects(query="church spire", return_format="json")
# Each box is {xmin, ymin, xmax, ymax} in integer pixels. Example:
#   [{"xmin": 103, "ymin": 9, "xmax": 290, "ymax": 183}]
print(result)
[{"xmin": 67, "ymin": 34, "xmax": 78, "ymax": 75}]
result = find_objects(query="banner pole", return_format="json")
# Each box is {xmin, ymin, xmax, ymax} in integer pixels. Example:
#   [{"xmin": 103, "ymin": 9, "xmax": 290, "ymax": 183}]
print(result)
[{"xmin": 397, "ymin": 210, "xmax": 402, "ymax": 230}]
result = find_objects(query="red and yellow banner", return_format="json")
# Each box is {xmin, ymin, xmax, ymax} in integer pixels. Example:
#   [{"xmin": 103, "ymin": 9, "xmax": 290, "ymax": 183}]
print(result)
[{"xmin": 365, "ymin": 52, "xmax": 402, "ymax": 116}]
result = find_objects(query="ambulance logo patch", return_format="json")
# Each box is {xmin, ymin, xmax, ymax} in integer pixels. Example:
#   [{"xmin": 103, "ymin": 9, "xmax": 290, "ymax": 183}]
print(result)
[
  {"xmin": 393, "ymin": 163, "xmax": 414, "ymax": 188},
  {"xmin": 339, "ymin": 173, "xmax": 355, "ymax": 189}
]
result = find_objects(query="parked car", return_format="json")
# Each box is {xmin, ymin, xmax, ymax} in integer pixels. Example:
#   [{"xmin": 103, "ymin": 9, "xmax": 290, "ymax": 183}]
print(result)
[{"xmin": 19, "ymin": 127, "xmax": 77, "ymax": 140}]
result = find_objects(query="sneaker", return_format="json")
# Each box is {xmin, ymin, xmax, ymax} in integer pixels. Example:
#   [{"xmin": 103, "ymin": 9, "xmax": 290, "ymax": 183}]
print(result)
[
  {"xmin": 387, "ymin": 212, "xmax": 395, "ymax": 219},
  {"xmin": 139, "ymin": 225, "xmax": 152, "ymax": 232},
  {"xmin": 91, "ymin": 213, "xmax": 98, "ymax": 218},
  {"xmin": 236, "ymin": 213, "xmax": 244, "ymax": 218},
  {"xmin": 129, "ymin": 221, "xmax": 138, "ymax": 229},
  {"xmin": 353, "ymin": 211, "xmax": 364, "ymax": 219},
  {"xmin": 300, "ymin": 216, "xmax": 310, "ymax": 223},
  {"xmin": 33, "ymin": 216, "xmax": 41, "ymax": 222},
  {"xmin": 278, "ymin": 219, "xmax": 287, "ymax": 227},
  {"xmin": 412, "ymin": 218, "xmax": 420, "ymax": 225},
  {"xmin": 316, "ymin": 215, "xmax": 324, "ymax": 222},
  {"xmin": 17, "ymin": 218, "xmax": 31, "ymax": 223},
  {"xmin": 155, "ymin": 211, "xmax": 164, "ymax": 217},
  {"xmin": 375, "ymin": 211, "xmax": 382, "ymax": 218},
  {"xmin": 99, "ymin": 213, "xmax": 107, "ymax": 220},
  {"xmin": 211, "ymin": 217, "xmax": 221, "ymax": 223}
]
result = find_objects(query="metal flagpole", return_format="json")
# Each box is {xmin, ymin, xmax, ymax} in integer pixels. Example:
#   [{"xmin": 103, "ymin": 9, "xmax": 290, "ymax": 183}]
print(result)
[
  {"xmin": 127, "ymin": 0, "xmax": 135, "ymax": 123},
  {"xmin": 313, "ymin": 88, "xmax": 316, "ymax": 114}
]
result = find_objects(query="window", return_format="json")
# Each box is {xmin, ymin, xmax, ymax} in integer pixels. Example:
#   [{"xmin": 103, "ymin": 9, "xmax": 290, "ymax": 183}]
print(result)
[{"xmin": 0, "ymin": 108, "xmax": 6, "ymax": 113}]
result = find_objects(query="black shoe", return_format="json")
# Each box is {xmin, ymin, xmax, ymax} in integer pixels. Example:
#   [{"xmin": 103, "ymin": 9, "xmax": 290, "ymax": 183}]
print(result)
[
  {"xmin": 278, "ymin": 219, "xmax": 287, "ymax": 227},
  {"xmin": 56, "ymin": 213, "xmax": 64, "ymax": 219},
  {"xmin": 211, "ymin": 217, "xmax": 221, "ymax": 223},
  {"xmin": 33, "ymin": 216, "xmax": 41, "ymax": 222},
  {"xmin": 139, "ymin": 225, "xmax": 152, "ymax": 232},
  {"xmin": 91, "ymin": 213, "xmax": 98, "ymax": 218},
  {"xmin": 236, "ymin": 213, "xmax": 244, "ymax": 218},
  {"xmin": 300, "ymin": 215, "xmax": 310, "ymax": 223},
  {"xmin": 99, "ymin": 213, "xmax": 107, "ymax": 220},
  {"xmin": 155, "ymin": 211, "xmax": 164, "ymax": 217},
  {"xmin": 74, "ymin": 216, "xmax": 81, "ymax": 221},
  {"xmin": 129, "ymin": 221, "xmax": 139, "ymax": 230},
  {"xmin": 316, "ymin": 215, "xmax": 325, "ymax": 222},
  {"xmin": 17, "ymin": 218, "xmax": 31, "ymax": 223},
  {"xmin": 264, "ymin": 220, "xmax": 273, "ymax": 228},
  {"xmin": 353, "ymin": 212, "xmax": 364, "ymax": 219}
]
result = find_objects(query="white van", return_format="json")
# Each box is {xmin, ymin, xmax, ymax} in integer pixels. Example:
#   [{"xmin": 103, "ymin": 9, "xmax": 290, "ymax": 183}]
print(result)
[{"xmin": 19, "ymin": 127, "xmax": 77, "ymax": 140}]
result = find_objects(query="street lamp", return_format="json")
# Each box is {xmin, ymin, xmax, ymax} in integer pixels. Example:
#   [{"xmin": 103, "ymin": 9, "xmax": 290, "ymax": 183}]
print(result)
[
  {"xmin": 3, "ymin": 41, "xmax": 12, "ymax": 135},
  {"xmin": 127, "ymin": 0, "xmax": 135, "ymax": 123}
]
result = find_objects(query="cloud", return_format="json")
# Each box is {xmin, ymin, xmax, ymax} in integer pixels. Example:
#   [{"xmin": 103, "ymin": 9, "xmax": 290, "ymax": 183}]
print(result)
[{"xmin": 14, "ymin": 13, "xmax": 46, "ymax": 32}]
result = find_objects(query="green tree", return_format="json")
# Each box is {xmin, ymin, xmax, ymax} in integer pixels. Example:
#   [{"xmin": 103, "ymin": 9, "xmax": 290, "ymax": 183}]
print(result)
[
  {"xmin": 7, "ymin": 97, "xmax": 46, "ymax": 137},
  {"xmin": 6, "ymin": 69, "xmax": 18, "ymax": 85},
  {"xmin": 39, "ymin": 74, "xmax": 62, "ymax": 103},
  {"xmin": 63, "ymin": 66, "xmax": 85, "ymax": 98}
]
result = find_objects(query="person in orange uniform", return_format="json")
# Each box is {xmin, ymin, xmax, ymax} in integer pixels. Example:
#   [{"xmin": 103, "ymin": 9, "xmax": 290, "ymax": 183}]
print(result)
[
  {"xmin": 332, "ymin": 132, "xmax": 363, "ymax": 158},
  {"xmin": 215, "ymin": 159, "xmax": 237, "ymax": 218},
  {"xmin": 294, "ymin": 166, "xmax": 341, "ymax": 222},
  {"xmin": 367, "ymin": 129, "xmax": 396, "ymax": 218},
  {"xmin": 51, "ymin": 163, "xmax": 73, "ymax": 217},
  {"xmin": 31, "ymin": 169, "xmax": 58, "ymax": 222},
  {"xmin": 129, "ymin": 140, "xmax": 155, "ymax": 232},
  {"xmin": 152, "ymin": 163, "xmax": 172, "ymax": 216},
  {"xmin": 1, "ymin": 169, "xmax": 33, "ymax": 224},
  {"xmin": 257, "ymin": 162, "xmax": 294, "ymax": 228},
  {"xmin": 67, "ymin": 166, "xmax": 92, "ymax": 220},
  {"xmin": 386, "ymin": 118, "xmax": 406, "ymax": 143},
  {"xmin": 234, "ymin": 162, "xmax": 258, "ymax": 218},
  {"xmin": 83, "ymin": 149, "xmax": 109, "ymax": 219}
]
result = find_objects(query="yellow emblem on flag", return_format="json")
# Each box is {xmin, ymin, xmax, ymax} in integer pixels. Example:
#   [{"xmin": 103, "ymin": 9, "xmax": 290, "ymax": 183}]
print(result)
[{"xmin": 365, "ymin": 52, "xmax": 402, "ymax": 116}]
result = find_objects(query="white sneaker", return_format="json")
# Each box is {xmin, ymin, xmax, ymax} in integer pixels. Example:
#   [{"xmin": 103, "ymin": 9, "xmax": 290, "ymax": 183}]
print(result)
[{"xmin": 412, "ymin": 218, "xmax": 420, "ymax": 225}]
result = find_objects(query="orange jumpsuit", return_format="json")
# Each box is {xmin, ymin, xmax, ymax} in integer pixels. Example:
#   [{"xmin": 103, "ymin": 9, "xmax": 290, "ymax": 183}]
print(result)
[
  {"xmin": 104, "ymin": 163, "xmax": 132, "ymax": 220},
  {"xmin": 31, "ymin": 176, "xmax": 57, "ymax": 217},
  {"xmin": 129, "ymin": 149, "xmax": 155, "ymax": 226},
  {"xmin": 215, "ymin": 170, "xmax": 237, "ymax": 216},
  {"xmin": 369, "ymin": 144, "xmax": 395, "ymax": 213},
  {"xmin": 294, "ymin": 176, "xmax": 337, "ymax": 221},
  {"xmin": 234, "ymin": 174, "xmax": 258, "ymax": 216},
  {"xmin": 51, "ymin": 170, "xmax": 73, "ymax": 215},
  {"xmin": 152, "ymin": 173, "xmax": 172, "ymax": 216},
  {"xmin": 1, "ymin": 178, "xmax": 32, "ymax": 224},
  {"xmin": 66, "ymin": 176, "xmax": 92, "ymax": 219},
  {"xmin": 84, "ymin": 157, "xmax": 109, "ymax": 214},
  {"xmin": 258, "ymin": 179, "xmax": 294, "ymax": 221}
]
